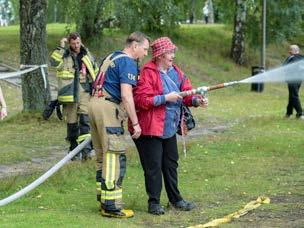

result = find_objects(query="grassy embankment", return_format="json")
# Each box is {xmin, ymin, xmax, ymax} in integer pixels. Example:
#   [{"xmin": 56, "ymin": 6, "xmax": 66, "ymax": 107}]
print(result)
[{"xmin": 0, "ymin": 24, "xmax": 303, "ymax": 227}]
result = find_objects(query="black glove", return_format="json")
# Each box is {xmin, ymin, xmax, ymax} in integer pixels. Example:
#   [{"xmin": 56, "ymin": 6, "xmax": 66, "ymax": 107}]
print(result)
[
  {"xmin": 43, "ymin": 99, "xmax": 59, "ymax": 120},
  {"xmin": 56, "ymin": 103, "xmax": 63, "ymax": 120}
]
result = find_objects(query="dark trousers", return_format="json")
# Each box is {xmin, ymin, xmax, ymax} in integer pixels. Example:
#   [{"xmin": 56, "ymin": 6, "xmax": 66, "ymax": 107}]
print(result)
[
  {"xmin": 133, "ymin": 135, "xmax": 183, "ymax": 205},
  {"xmin": 286, "ymin": 83, "xmax": 303, "ymax": 117},
  {"xmin": 204, "ymin": 15, "xmax": 209, "ymax": 24}
]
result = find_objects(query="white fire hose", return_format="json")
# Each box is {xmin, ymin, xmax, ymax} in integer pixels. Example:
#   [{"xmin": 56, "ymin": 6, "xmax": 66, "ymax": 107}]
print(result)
[{"xmin": 0, "ymin": 137, "xmax": 91, "ymax": 207}]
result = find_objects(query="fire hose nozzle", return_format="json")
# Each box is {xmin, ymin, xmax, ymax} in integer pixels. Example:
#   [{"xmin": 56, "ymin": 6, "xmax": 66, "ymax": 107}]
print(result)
[{"xmin": 197, "ymin": 86, "xmax": 208, "ymax": 95}]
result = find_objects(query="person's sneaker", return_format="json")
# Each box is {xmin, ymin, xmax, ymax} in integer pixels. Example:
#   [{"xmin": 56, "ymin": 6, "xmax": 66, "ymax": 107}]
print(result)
[
  {"xmin": 101, "ymin": 208, "xmax": 134, "ymax": 218},
  {"xmin": 296, "ymin": 115, "xmax": 304, "ymax": 120},
  {"xmin": 171, "ymin": 200, "xmax": 196, "ymax": 211},
  {"xmin": 148, "ymin": 203, "xmax": 165, "ymax": 215},
  {"xmin": 285, "ymin": 114, "xmax": 292, "ymax": 119}
]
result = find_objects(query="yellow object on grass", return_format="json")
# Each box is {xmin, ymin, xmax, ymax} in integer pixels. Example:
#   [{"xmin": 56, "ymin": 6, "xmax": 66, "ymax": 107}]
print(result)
[{"xmin": 188, "ymin": 196, "xmax": 270, "ymax": 228}]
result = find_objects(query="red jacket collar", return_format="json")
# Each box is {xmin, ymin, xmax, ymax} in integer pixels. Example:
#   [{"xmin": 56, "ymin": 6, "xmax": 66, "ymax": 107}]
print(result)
[{"xmin": 143, "ymin": 60, "xmax": 184, "ymax": 77}]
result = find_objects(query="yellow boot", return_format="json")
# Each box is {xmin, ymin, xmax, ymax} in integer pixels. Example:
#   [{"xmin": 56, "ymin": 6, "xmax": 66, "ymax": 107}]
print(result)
[{"xmin": 101, "ymin": 209, "xmax": 134, "ymax": 218}]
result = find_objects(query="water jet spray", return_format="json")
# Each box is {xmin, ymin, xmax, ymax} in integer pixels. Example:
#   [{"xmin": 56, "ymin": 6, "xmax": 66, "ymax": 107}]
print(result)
[{"xmin": 179, "ymin": 59, "xmax": 304, "ymax": 97}]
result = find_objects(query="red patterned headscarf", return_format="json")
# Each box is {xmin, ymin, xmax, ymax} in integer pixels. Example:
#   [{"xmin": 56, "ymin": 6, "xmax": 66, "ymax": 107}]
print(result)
[{"xmin": 151, "ymin": 37, "xmax": 177, "ymax": 59}]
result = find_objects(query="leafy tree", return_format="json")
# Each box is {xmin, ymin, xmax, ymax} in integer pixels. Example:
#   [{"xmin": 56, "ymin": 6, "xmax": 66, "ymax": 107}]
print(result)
[
  {"xmin": 2, "ymin": 0, "xmax": 17, "ymax": 24},
  {"xmin": 52, "ymin": 0, "xmax": 114, "ymax": 40},
  {"xmin": 215, "ymin": 0, "xmax": 304, "ymax": 47},
  {"xmin": 213, "ymin": 0, "xmax": 235, "ymax": 23},
  {"xmin": 266, "ymin": 0, "xmax": 304, "ymax": 44},
  {"xmin": 242, "ymin": 0, "xmax": 304, "ymax": 48},
  {"xmin": 214, "ymin": 0, "xmax": 304, "ymax": 65},
  {"xmin": 115, "ymin": 0, "xmax": 181, "ymax": 34},
  {"xmin": 76, "ymin": 0, "xmax": 115, "ymax": 40},
  {"xmin": 176, "ymin": 0, "xmax": 208, "ymax": 24},
  {"xmin": 47, "ymin": 0, "xmax": 71, "ymax": 23},
  {"xmin": 20, "ymin": 0, "xmax": 50, "ymax": 111}
]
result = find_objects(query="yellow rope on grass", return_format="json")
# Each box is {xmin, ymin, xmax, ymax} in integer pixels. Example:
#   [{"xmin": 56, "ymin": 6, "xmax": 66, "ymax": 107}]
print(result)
[{"xmin": 188, "ymin": 196, "xmax": 270, "ymax": 228}]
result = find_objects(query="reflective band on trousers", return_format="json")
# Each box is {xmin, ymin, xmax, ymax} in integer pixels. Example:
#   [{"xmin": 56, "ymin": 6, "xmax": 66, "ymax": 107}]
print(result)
[
  {"xmin": 96, "ymin": 182, "xmax": 102, "ymax": 192},
  {"xmin": 105, "ymin": 152, "xmax": 116, "ymax": 190},
  {"xmin": 77, "ymin": 133, "xmax": 91, "ymax": 144},
  {"xmin": 57, "ymin": 70, "xmax": 74, "ymax": 79},
  {"xmin": 101, "ymin": 189, "xmax": 122, "ymax": 200}
]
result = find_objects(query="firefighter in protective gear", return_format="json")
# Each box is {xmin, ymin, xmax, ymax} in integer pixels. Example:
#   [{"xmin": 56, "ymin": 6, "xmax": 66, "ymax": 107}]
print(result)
[
  {"xmin": 50, "ymin": 32, "xmax": 97, "ymax": 160},
  {"xmin": 88, "ymin": 31, "xmax": 150, "ymax": 218}
]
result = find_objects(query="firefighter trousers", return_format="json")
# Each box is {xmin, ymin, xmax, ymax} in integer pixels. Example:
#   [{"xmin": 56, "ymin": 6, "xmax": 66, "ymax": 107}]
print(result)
[
  {"xmin": 63, "ymin": 87, "xmax": 92, "ymax": 157},
  {"xmin": 88, "ymin": 95, "xmax": 127, "ymax": 211}
]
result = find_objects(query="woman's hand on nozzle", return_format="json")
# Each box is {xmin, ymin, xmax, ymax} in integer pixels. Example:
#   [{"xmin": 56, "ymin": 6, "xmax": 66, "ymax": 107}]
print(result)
[
  {"xmin": 200, "ymin": 97, "xmax": 209, "ymax": 107},
  {"xmin": 165, "ymin": 92, "xmax": 182, "ymax": 103}
]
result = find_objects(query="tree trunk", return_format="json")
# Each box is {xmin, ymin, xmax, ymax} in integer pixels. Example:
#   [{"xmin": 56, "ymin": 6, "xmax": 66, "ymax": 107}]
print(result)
[
  {"xmin": 20, "ymin": 0, "xmax": 50, "ymax": 111},
  {"xmin": 208, "ymin": 0, "xmax": 214, "ymax": 23},
  {"xmin": 230, "ymin": 0, "xmax": 246, "ymax": 65},
  {"xmin": 189, "ymin": 0, "xmax": 195, "ymax": 24}
]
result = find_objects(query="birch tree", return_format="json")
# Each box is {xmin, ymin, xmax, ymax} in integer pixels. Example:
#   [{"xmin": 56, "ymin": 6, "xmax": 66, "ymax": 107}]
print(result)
[{"xmin": 230, "ymin": 0, "xmax": 246, "ymax": 65}]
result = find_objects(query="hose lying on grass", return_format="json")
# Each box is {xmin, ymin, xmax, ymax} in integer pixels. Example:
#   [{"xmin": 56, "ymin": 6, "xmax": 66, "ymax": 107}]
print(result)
[
  {"xmin": 0, "ymin": 137, "xmax": 91, "ymax": 207},
  {"xmin": 188, "ymin": 196, "xmax": 270, "ymax": 228}
]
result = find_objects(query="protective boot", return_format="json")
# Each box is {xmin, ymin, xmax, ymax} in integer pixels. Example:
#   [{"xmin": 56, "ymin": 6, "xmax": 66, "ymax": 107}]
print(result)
[
  {"xmin": 78, "ymin": 114, "xmax": 93, "ymax": 160},
  {"xmin": 100, "ymin": 209, "xmax": 134, "ymax": 218},
  {"xmin": 66, "ymin": 123, "xmax": 81, "ymax": 160},
  {"xmin": 97, "ymin": 174, "xmax": 134, "ymax": 218},
  {"xmin": 97, "ymin": 153, "xmax": 133, "ymax": 218}
]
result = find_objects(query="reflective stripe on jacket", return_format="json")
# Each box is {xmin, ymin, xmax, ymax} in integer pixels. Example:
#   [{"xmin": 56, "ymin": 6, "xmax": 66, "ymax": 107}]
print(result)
[
  {"xmin": 50, "ymin": 46, "xmax": 97, "ymax": 103},
  {"xmin": 57, "ymin": 81, "xmax": 75, "ymax": 103},
  {"xmin": 50, "ymin": 47, "xmax": 97, "ymax": 80}
]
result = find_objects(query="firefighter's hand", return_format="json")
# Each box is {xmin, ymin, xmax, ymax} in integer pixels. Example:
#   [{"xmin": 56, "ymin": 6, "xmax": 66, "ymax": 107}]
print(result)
[
  {"xmin": 60, "ymin": 38, "xmax": 68, "ymax": 48},
  {"xmin": 131, "ymin": 124, "xmax": 141, "ymax": 139},
  {"xmin": 0, "ymin": 106, "xmax": 7, "ymax": 120},
  {"xmin": 42, "ymin": 100, "xmax": 58, "ymax": 120},
  {"xmin": 165, "ymin": 92, "xmax": 182, "ymax": 103}
]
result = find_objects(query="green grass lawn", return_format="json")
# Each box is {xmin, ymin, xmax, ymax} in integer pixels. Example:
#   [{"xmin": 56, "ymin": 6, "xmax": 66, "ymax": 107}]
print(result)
[{"xmin": 0, "ymin": 24, "xmax": 303, "ymax": 227}]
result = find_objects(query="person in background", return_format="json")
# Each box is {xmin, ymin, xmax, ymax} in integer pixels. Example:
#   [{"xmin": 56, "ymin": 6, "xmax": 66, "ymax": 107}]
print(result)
[
  {"xmin": 88, "ymin": 31, "xmax": 150, "ymax": 218},
  {"xmin": 130, "ymin": 37, "xmax": 208, "ymax": 215},
  {"xmin": 0, "ymin": 85, "xmax": 7, "ymax": 120},
  {"xmin": 50, "ymin": 32, "xmax": 98, "ymax": 160},
  {"xmin": 203, "ymin": 1, "xmax": 209, "ymax": 24},
  {"xmin": 284, "ymin": 44, "xmax": 304, "ymax": 119}
]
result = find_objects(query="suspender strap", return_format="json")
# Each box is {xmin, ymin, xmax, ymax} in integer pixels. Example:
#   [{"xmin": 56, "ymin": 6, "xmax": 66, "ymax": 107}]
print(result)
[{"xmin": 92, "ymin": 53, "xmax": 128, "ymax": 96}]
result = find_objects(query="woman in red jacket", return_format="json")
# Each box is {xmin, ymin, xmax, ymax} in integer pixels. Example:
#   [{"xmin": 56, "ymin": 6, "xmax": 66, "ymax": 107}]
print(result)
[{"xmin": 130, "ymin": 37, "xmax": 208, "ymax": 215}]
